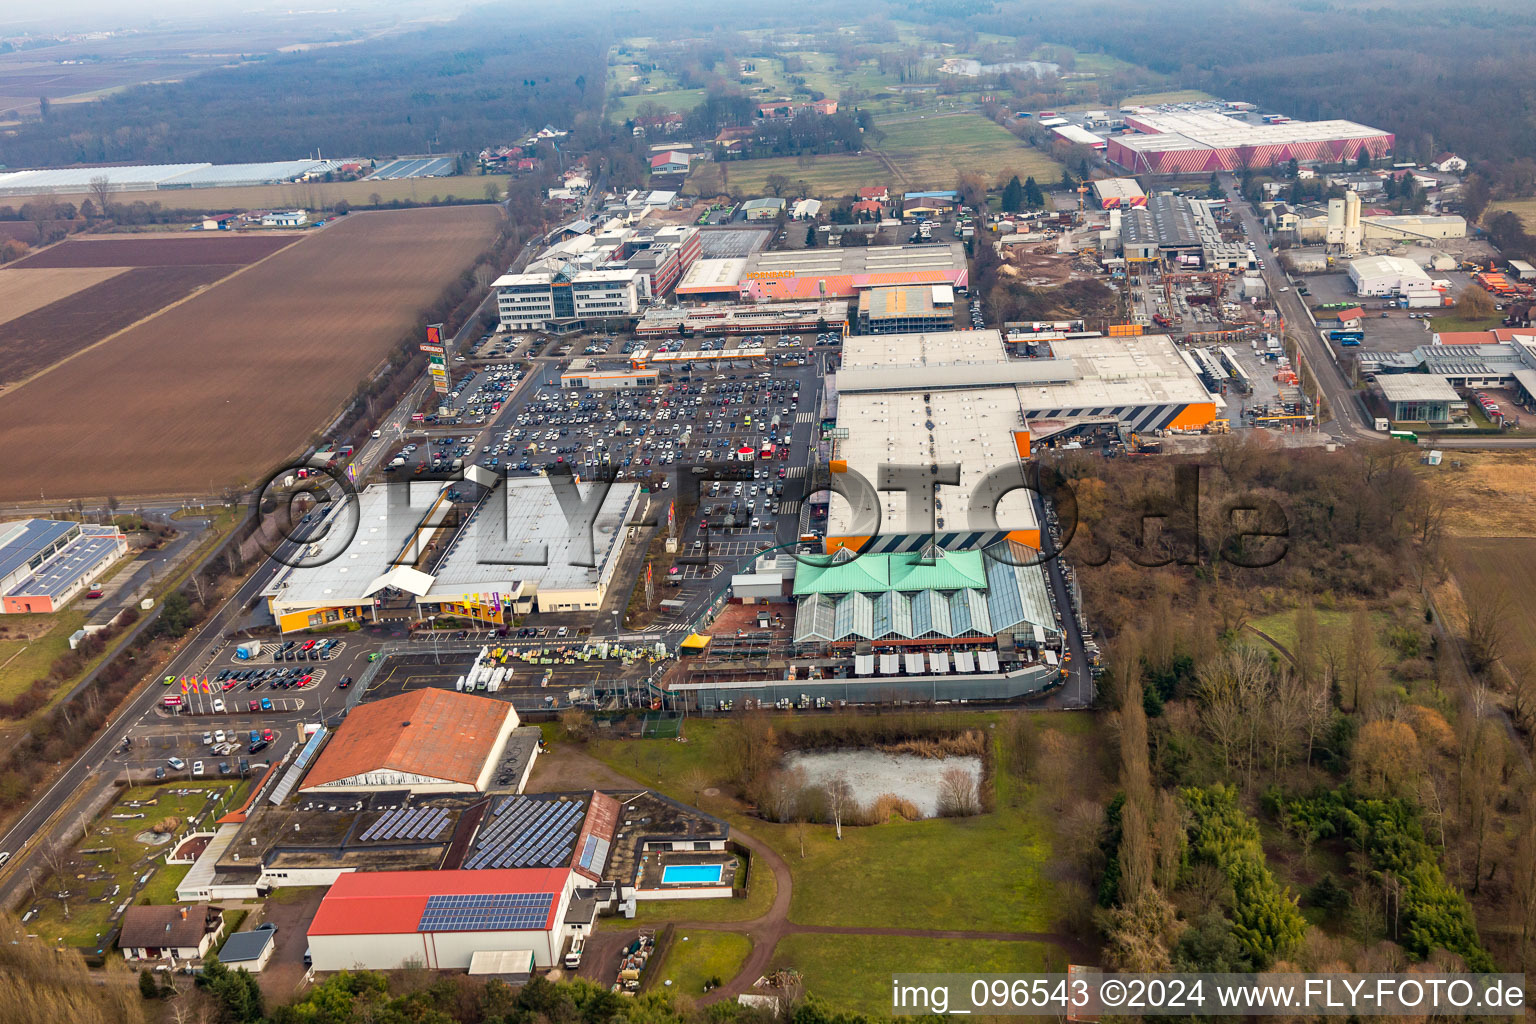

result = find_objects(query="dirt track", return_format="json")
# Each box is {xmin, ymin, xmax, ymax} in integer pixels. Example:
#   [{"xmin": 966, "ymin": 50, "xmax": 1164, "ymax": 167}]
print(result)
[
  {"xmin": 8, "ymin": 233, "xmax": 299, "ymax": 268},
  {"xmin": 0, "ymin": 206, "xmax": 502, "ymax": 500}
]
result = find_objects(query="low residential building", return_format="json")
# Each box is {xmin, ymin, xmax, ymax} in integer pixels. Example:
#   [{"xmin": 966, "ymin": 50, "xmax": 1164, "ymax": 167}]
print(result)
[
  {"xmin": 1432, "ymin": 153, "xmax": 1467, "ymax": 174},
  {"xmin": 902, "ymin": 191, "xmax": 960, "ymax": 218},
  {"xmin": 300, "ymin": 689, "xmax": 521, "ymax": 795},
  {"xmin": 120, "ymin": 905, "xmax": 223, "ymax": 962}
]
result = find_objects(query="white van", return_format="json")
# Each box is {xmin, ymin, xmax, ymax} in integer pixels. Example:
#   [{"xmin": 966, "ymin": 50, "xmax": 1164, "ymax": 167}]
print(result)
[{"xmin": 564, "ymin": 937, "xmax": 584, "ymax": 969}]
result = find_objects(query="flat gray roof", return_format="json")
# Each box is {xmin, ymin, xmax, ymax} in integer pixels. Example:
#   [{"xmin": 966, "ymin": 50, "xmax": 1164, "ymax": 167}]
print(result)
[
  {"xmin": 1375, "ymin": 374, "xmax": 1461, "ymax": 402},
  {"xmin": 431, "ymin": 478, "xmax": 639, "ymax": 597}
]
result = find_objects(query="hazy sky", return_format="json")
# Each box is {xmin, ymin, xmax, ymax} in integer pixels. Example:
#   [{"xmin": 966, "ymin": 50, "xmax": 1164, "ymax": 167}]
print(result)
[{"xmin": 0, "ymin": 0, "xmax": 470, "ymax": 34}]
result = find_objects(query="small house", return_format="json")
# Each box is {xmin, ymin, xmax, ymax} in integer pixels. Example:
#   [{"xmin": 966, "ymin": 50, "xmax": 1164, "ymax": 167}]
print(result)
[{"xmin": 119, "ymin": 905, "xmax": 223, "ymax": 962}]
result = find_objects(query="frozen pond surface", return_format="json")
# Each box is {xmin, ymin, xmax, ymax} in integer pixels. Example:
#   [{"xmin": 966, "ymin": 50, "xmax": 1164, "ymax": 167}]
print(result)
[{"xmin": 782, "ymin": 749, "xmax": 982, "ymax": 818}]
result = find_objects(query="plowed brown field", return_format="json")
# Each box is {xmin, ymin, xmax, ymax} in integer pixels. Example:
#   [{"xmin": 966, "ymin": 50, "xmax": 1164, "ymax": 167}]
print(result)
[
  {"xmin": 0, "ymin": 206, "xmax": 501, "ymax": 500},
  {"xmin": 9, "ymin": 234, "xmax": 299, "ymax": 269},
  {"xmin": 0, "ymin": 266, "xmax": 227, "ymax": 384},
  {"xmin": 0, "ymin": 267, "xmax": 127, "ymax": 326}
]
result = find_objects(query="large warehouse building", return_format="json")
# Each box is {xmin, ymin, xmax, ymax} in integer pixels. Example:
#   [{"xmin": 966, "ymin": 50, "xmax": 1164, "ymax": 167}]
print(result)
[
  {"xmin": 299, "ymin": 690, "xmax": 521, "ymax": 795},
  {"xmin": 736, "ymin": 242, "xmax": 969, "ymax": 302},
  {"xmin": 1, "ymin": 518, "xmax": 128, "ymax": 615},
  {"xmin": 1107, "ymin": 111, "xmax": 1393, "ymax": 174},
  {"xmin": 262, "ymin": 479, "xmax": 640, "ymax": 631},
  {"xmin": 823, "ymin": 330, "xmax": 1217, "ymax": 556},
  {"xmin": 306, "ymin": 868, "xmax": 578, "ymax": 972}
]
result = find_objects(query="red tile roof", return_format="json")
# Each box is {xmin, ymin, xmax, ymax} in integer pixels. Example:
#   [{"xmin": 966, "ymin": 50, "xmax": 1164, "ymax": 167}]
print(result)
[
  {"xmin": 857, "ymin": 187, "xmax": 888, "ymax": 200},
  {"xmin": 301, "ymin": 690, "xmax": 512, "ymax": 791},
  {"xmin": 308, "ymin": 868, "xmax": 570, "ymax": 936}
]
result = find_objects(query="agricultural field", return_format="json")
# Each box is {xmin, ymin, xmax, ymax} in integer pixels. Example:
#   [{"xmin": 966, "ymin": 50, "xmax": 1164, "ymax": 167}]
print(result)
[
  {"xmin": 0, "ymin": 235, "xmax": 300, "ymax": 386},
  {"xmin": 1117, "ymin": 89, "xmax": 1218, "ymax": 106},
  {"xmin": 0, "ymin": 205, "xmax": 502, "ymax": 501},
  {"xmin": 0, "ymin": 57, "xmax": 224, "ymax": 119},
  {"xmin": 0, "ymin": 267, "xmax": 125, "ymax": 324},
  {"xmin": 9, "ymin": 234, "xmax": 298, "ymax": 269},
  {"xmin": 0, "ymin": 266, "xmax": 229, "ymax": 385},
  {"xmin": 0, "ymin": 175, "xmax": 509, "ymax": 214},
  {"xmin": 876, "ymin": 113, "xmax": 1062, "ymax": 188}
]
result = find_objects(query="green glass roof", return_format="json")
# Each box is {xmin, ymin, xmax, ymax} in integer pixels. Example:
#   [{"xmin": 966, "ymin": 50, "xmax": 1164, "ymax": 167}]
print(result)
[{"xmin": 792, "ymin": 549, "xmax": 989, "ymax": 596}]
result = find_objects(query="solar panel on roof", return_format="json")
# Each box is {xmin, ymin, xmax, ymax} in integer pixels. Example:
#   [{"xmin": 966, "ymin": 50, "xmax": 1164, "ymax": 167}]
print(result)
[{"xmin": 418, "ymin": 892, "xmax": 554, "ymax": 933}]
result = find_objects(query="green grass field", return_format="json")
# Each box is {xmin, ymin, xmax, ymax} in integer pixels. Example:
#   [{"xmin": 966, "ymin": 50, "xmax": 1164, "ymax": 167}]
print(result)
[
  {"xmin": 610, "ymin": 88, "xmax": 707, "ymax": 120},
  {"xmin": 771, "ymin": 934, "xmax": 1058, "ymax": 1016},
  {"xmin": 28, "ymin": 781, "xmax": 245, "ymax": 949},
  {"xmin": 0, "ymin": 609, "xmax": 87, "ymax": 703},
  {"xmin": 587, "ymin": 713, "xmax": 1078, "ymax": 934},
  {"xmin": 698, "ymin": 113, "xmax": 1063, "ymax": 198},
  {"xmin": 875, "ymin": 113, "xmax": 1062, "ymax": 188},
  {"xmin": 655, "ymin": 930, "xmax": 752, "ymax": 997},
  {"xmin": 1429, "ymin": 313, "xmax": 1504, "ymax": 333}
]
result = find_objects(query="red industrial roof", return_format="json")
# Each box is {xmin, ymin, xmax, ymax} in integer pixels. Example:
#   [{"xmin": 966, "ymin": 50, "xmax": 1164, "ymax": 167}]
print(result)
[
  {"xmin": 650, "ymin": 152, "xmax": 689, "ymax": 168},
  {"xmin": 308, "ymin": 868, "xmax": 570, "ymax": 936},
  {"xmin": 301, "ymin": 690, "xmax": 512, "ymax": 791}
]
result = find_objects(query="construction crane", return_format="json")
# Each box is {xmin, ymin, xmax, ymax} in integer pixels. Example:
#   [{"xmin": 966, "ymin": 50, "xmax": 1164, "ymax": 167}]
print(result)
[{"xmin": 1077, "ymin": 182, "xmax": 1089, "ymax": 211}]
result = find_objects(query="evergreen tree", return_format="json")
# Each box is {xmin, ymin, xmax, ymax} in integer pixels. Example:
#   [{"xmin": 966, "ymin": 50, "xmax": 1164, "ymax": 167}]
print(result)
[
  {"xmin": 805, "ymin": 223, "xmax": 817, "ymax": 246},
  {"xmin": 1001, "ymin": 175, "xmax": 1025, "ymax": 212},
  {"xmin": 1208, "ymin": 173, "xmax": 1223, "ymax": 199},
  {"xmin": 138, "ymin": 968, "xmax": 158, "ymax": 1000},
  {"xmin": 1023, "ymin": 175, "xmax": 1045, "ymax": 208}
]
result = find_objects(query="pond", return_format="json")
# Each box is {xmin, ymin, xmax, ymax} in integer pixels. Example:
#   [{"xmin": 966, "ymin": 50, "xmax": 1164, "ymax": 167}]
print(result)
[{"xmin": 782, "ymin": 749, "xmax": 982, "ymax": 818}]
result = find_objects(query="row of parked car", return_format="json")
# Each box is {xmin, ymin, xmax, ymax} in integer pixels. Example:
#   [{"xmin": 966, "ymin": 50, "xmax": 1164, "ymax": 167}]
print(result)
[
  {"xmin": 271, "ymin": 638, "xmax": 339, "ymax": 661},
  {"xmin": 218, "ymin": 666, "xmax": 315, "ymax": 691}
]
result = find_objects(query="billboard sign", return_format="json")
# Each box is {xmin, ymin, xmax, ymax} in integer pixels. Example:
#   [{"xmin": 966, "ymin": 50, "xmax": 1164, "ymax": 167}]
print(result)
[{"xmin": 422, "ymin": 328, "xmax": 450, "ymax": 394}]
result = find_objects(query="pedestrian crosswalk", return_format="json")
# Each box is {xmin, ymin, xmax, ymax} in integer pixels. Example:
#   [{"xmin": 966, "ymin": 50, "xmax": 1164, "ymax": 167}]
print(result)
[
  {"xmin": 785, "ymin": 466, "xmax": 806, "ymax": 479},
  {"xmin": 795, "ymin": 412, "xmax": 815, "ymax": 424},
  {"xmin": 778, "ymin": 500, "xmax": 801, "ymax": 515}
]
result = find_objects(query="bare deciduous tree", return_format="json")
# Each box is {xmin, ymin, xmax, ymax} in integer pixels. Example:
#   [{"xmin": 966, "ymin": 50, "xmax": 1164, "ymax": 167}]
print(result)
[
  {"xmin": 826, "ymin": 774, "xmax": 852, "ymax": 839},
  {"xmin": 937, "ymin": 766, "xmax": 980, "ymax": 817}
]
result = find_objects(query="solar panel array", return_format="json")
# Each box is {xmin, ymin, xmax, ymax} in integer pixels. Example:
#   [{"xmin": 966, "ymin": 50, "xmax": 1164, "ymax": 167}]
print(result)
[
  {"xmin": 359, "ymin": 805, "xmax": 452, "ymax": 843},
  {"xmin": 417, "ymin": 892, "xmax": 554, "ymax": 933},
  {"xmin": 463, "ymin": 796, "xmax": 584, "ymax": 871},
  {"xmin": 577, "ymin": 833, "xmax": 611, "ymax": 874}
]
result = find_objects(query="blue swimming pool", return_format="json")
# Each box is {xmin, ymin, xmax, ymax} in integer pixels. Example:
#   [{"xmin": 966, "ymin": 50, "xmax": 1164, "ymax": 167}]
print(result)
[{"xmin": 661, "ymin": 863, "xmax": 724, "ymax": 885}]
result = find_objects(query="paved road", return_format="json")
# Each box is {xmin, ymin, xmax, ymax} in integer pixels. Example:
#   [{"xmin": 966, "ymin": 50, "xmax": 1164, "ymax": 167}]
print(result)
[
  {"xmin": 0, "ymin": 518, "xmax": 327, "ymax": 902},
  {"xmin": 1221, "ymin": 175, "xmax": 1536, "ymax": 450}
]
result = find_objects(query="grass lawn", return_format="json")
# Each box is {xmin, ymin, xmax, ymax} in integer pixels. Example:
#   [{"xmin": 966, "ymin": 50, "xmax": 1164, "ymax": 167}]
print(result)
[
  {"xmin": 1429, "ymin": 313, "xmax": 1504, "ymax": 333},
  {"xmin": 138, "ymin": 864, "xmax": 191, "ymax": 906},
  {"xmin": 610, "ymin": 88, "xmax": 707, "ymax": 120},
  {"xmin": 655, "ymin": 930, "xmax": 752, "ymax": 997},
  {"xmin": 586, "ymin": 712, "xmax": 1084, "ymax": 933},
  {"xmin": 0, "ymin": 608, "xmax": 87, "ymax": 703},
  {"xmin": 1488, "ymin": 199, "xmax": 1536, "ymax": 232},
  {"xmin": 771, "ymin": 933, "xmax": 1059, "ymax": 1016},
  {"xmin": 635, "ymin": 853, "xmax": 774, "ymax": 923},
  {"xmin": 702, "ymin": 113, "xmax": 1063, "ymax": 198},
  {"xmin": 27, "ymin": 781, "xmax": 244, "ymax": 948},
  {"xmin": 696, "ymin": 154, "xmax": 891, "ymax": 199},
  {"xmin": 875, "ymin": 113, "xmax": 1062, "ymax": 188}
]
